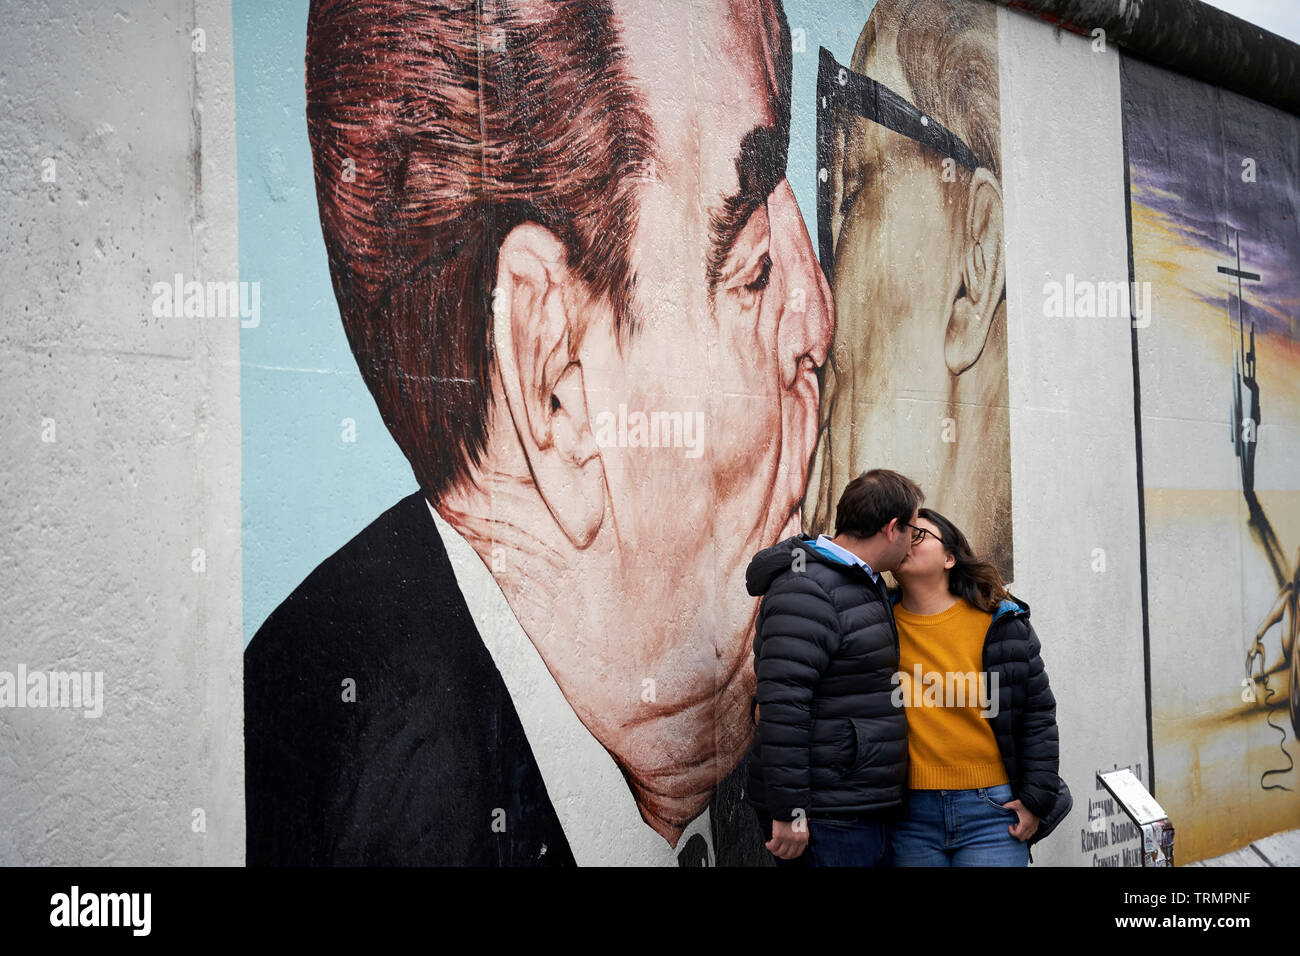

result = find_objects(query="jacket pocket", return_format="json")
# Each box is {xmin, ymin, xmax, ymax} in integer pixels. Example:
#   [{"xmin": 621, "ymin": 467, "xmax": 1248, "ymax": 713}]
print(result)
[{"xmin": 847, "ymin": 718, "xmax": 877, "ymax": 771}]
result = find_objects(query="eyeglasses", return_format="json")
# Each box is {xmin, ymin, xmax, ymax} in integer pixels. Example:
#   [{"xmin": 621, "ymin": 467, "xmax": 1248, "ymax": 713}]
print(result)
[
  {"xmin": 902, "ymin": 522, "xmax": 939, "ymax": 545},
  {"xmin": 815, "ymin": 45, "xmax": 981, "ymax": 278}
]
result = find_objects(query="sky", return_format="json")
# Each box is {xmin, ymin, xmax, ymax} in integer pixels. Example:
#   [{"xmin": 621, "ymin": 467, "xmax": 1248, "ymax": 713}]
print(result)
[{"xmin": 1202, "ymin": 0, "xmax": 1300, "ymax": 45}]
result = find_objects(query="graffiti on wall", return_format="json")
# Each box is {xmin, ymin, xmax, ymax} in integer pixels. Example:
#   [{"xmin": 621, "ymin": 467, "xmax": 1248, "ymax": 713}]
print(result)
[
  {"xmin": 802, "ymin": 0, "xmax": 1013, "ymax": 582},
  {"xmin": 243, "ymin": 0, "xmax": 834, "ymax": 866},
  {"xmin": 239, "ymin": 0, "xmax": 1044, "ymax": 867},
  {"xmin": 1123, "ymin": 54, "xmax": 1300, "ymax": 861}
]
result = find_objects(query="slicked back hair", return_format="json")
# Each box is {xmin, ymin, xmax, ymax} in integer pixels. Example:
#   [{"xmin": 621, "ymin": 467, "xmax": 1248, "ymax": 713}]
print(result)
[{"xmin": 307, "ymin": 0, "xmax": 656, "ymax": 503}]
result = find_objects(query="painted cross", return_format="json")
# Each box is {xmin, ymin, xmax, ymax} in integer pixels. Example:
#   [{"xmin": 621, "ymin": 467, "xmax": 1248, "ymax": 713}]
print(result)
[{"xmin": 1219, "ymin": 228, "xmax": 1261, "ymax": 492}]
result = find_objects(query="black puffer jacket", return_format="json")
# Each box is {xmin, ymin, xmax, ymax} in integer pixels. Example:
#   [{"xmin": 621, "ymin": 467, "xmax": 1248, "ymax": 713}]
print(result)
[
  {"xmin": 891, "ymin": 591, "xmax": 1073, "ymax": 858},
  {"xmin": 744, "ymin": 535, "xmax": 908, "ymax": 822}
]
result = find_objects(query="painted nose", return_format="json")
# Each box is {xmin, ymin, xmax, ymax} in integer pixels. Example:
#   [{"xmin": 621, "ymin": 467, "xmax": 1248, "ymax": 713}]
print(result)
[{"xmin": 768, "ymin": 179, "xmax": 833, "ymax": 388}]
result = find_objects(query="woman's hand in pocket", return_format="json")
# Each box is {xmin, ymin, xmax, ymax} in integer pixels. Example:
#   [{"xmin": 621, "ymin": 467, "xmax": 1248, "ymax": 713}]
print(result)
[{"xmin": 1003, "ymin": 799, "xmax": 1040, "ymax": 841}]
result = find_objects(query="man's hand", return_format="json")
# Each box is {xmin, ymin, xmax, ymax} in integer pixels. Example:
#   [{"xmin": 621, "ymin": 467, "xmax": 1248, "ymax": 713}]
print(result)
[
  {"xmin": 1003, "ymin": 799, "xmax": 1039, "ymax": 842},
  {"xmin": 766, "ymin": 818, "xmax": 809, "ymax": 860}
]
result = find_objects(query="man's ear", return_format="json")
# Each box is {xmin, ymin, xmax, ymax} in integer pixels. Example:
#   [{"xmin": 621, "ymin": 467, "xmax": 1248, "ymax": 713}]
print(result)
[
  {"xmin": 944, "ymin": 167, "xmax": 1005, "ymax": 375},
  {"xmin": 492, "ymin": 222, "xmax": 605, "ymax": 548}
]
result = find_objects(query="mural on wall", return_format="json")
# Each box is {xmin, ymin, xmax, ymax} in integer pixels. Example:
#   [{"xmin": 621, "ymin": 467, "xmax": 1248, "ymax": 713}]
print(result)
[
  {"xmin": 1231, "ymin": 230, "xmax": 1300, "ymax": 758},
  {"xmin": 243, "ymin": 0, "xmax": 836, "ymax": 866},
  {"xmin": 239, "ymin": 0, "xmax": 1044, "ymax": 868},
  {"xmin": 237, "ymin": 0, "xmax": 1300, "ymax": 869},
  {"xmin": 802, "ymin": 0, "xmax": 1013, "ymax": 582},
  {"xmin": 1123, "ymin": 54, "xmax": 1300, "ymax": 862}
]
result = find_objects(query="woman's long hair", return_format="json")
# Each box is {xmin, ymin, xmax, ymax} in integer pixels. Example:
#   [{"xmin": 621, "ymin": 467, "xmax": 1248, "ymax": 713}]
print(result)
[{"xmin": 917, "ymin": 507, "xmax": 1010, "ymax": 613}]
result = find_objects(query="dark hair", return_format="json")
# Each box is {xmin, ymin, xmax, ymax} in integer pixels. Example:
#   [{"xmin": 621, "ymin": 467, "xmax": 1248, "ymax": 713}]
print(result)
[
  {"xmin": 916, "ymin": 507, "xmax": 1009, "ymax": 613},
  {"xmin": 306, "ymin": 0, "xmax": 656, "ymax": 505},
  {"xmin": 834, "ymin": 469, "xmax": 924, "ymax": 539}
]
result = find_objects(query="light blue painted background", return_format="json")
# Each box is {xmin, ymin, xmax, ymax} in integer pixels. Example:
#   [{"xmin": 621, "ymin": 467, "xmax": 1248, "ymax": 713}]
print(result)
[{"xmin": 236, "ymin": 0, "xmax": 879, "ymax": 646}]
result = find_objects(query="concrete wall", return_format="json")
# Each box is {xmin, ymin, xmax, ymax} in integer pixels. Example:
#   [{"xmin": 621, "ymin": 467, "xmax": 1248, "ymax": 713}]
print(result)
[
  {"xmin": 1, "ymin": 0, "xmax": 1296, "ymax": 867},
  {"xmin": 0, "ymin": 0, "xmax": 242, "ymax": 864},
  {"xmin": 997, "ymin": 6, "xmax": 1152, "ymax": 865}
]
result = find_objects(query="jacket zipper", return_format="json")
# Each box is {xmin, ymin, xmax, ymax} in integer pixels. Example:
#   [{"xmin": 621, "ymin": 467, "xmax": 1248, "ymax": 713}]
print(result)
[{"xmin": 876, "ymin": 576, "xmax": 900, "ymax": 654}]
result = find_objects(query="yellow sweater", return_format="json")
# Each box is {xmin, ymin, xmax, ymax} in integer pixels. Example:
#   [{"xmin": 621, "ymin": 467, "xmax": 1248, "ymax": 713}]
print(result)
[{"xmin": 893, "ymin": 595, "xmax": 1010, "ymax": 790}]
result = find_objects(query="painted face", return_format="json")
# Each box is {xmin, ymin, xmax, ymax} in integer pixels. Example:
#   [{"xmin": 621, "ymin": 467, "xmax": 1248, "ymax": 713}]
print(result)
[
  {"xmin": 573, "ymin": 0, "xmax": 833, "ymax": 779},
  {"xmin": 825, "ymin": 32, "xmax": 964, "ymax": 469},
  {"xmin": 809, "ymin": 13, "xmax": 1012, "ymax": 572}
]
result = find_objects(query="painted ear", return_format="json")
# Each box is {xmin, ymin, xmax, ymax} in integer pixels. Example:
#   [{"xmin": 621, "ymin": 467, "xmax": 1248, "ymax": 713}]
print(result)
[
  {"xmin": 944, "ymin": 167, "xmax": 1005, "ymax": 375},
  {"xmin": 492, "ymin": 223, "xmax": 606, "ymax": 548}
]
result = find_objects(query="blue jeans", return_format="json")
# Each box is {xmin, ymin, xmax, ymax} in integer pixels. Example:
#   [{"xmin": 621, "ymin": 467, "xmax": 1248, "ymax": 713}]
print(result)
[
  {"xmin": 888, "ymin": 784, "xmax": 1030, "ymax": 866},
  {"xmin": 756, "ymin": 813, "xmax": 888, "ymax": 867}
]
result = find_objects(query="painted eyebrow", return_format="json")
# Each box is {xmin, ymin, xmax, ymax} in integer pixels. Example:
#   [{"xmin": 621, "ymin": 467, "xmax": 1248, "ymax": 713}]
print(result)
[{"xmin": 705, "ymin": 123, "xmax": 787, "ymax": 298}]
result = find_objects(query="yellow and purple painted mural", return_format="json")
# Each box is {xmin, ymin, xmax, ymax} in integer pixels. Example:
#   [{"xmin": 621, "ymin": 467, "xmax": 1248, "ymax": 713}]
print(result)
[{"xmin": 1125, "ymin": 53, "xmax": 1300, "ymax": 862}]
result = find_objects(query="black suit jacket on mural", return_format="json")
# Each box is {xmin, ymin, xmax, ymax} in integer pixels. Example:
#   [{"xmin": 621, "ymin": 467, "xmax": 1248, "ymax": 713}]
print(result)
[{"xmin": 244, "ymin": 491, "xmax": 768, "ymax": 866}]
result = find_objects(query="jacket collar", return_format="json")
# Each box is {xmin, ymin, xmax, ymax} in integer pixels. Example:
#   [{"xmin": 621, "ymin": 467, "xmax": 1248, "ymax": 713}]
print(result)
[
  {"xmin": 992, "ymin": 597, "xmax": 1028, "ymax": 623},
  {"xmin": 806, "ymin": 535, "xmax": 880, "ymax": 583}
]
